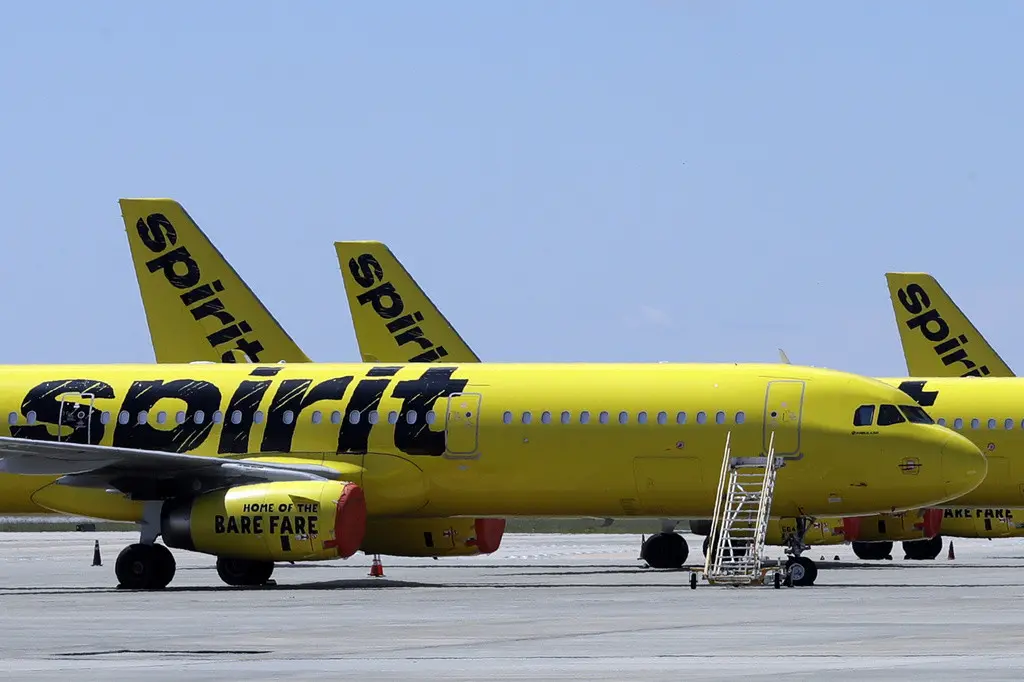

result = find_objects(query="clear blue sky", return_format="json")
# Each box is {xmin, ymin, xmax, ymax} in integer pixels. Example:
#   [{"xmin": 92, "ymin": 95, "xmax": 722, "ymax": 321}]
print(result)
[{"xmin": 2, "ymin": 2, "xmax": 1022, "ymax": 376}]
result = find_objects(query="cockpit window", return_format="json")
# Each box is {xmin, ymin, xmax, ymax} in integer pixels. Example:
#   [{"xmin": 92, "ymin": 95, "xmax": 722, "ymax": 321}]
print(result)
[
  {"xmin": 877, "ymin": 404, "xmax": 906, "ymax": 426},
  {"xmin": 899, "ymin": 405, "xmax": 934, "ymax": 425},
  {"xmin": 853, "ymin": 405, "xmax": 875, "ymax": 426}
]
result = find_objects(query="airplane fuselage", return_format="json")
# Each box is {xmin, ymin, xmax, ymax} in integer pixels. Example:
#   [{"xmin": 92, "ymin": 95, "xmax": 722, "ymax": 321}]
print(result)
[{"xmin": 0, "ymin": 362, "xmax": 981, "ymax": 523}]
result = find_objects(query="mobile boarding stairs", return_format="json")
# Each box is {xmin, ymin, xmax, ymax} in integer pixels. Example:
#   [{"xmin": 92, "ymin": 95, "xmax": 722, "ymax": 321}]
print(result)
[{"xmin": 693, "ymin": 431, "xmax": 789, "ymax": 589}]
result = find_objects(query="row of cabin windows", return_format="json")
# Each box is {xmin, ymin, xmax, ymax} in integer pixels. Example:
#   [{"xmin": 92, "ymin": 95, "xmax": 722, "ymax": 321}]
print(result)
[
  {"xmin": 853, "ymin": 404, "xmax": 934, "ymax": 427},
  {"xmin": 937, "ymin": 417, "xmax": 1024, "ymax": 431},
  {"xmin": 501, "ymin": 410, "xmax": 746, "ymax": 426},
  {"xmin": 7, "ymin": 409, "xmax": 438, "ymax": 427},
  {"xmin": 6, "ymin": 408, "xmax": 748, "ymax": 428}
]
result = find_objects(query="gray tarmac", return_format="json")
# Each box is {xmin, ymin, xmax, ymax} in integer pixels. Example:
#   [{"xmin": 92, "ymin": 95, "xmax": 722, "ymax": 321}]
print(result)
[{"xmin": 1, "ymin": 531, "xmax": 1023, "ymax": 681}]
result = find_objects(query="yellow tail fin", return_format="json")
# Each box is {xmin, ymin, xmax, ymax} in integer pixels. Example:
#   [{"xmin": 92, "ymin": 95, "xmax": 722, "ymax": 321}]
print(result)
[
  {"xmin": 335, "ymin": 241, "xmax": 479, "ymax": 363},
  {"xmin": 119, "ymin": 198, "xmax": 311, "ymax": 364},
  {"xmin": 885, "ymin": 272, "xmax": 1013, "ymax": 377}
]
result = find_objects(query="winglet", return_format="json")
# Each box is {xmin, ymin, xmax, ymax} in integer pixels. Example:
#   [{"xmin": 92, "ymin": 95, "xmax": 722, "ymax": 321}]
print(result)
[
  {"xmin": 885, "ymin": 272, "xmax": 1013, "ymax": 377},
  {"xmin": 778, "ymin": 348, "xmax": 791, "ymax": 364}
]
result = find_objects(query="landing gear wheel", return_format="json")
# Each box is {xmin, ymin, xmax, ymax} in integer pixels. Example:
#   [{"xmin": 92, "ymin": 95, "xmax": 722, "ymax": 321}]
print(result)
[
  {"xmin": 216, "ymin": 557, "xmax": 275, "ymax": 587},
  {"xmin": 785, "ymin": 555, "xmax": 818, "ymax": 586},
  {"xmin": 115, "ymin": 543, "xmax": 176, "ymax": 590},
  {"xmin": 902, "ymin": 535, "xmax": 943, "ymax": 561},
  {"xmin": 773, "ymin": 571, "xmax": 781, "ymax": 589},
  {"xmin": 702, "ymin": 535, "xmax": 748, "ymax": 560},
  {"xmin": 640, "ymin": 532, "xmax": 688, "ymax": 569},
  {"xmin": 852, "ymin": 540, "xmax": 893, "ymax": 561},
  {"xmin": 689, "ymin": 572, "xmax": 697, "ymax": 589}
]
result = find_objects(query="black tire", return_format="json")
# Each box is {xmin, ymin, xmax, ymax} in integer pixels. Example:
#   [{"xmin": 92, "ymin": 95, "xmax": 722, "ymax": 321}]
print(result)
[
  {"xmin": 149, "ymin": 543, "xmax": 176, "ymax": 589},
  {"xmin": 216, "ymin": 557, "xmax": 275, "ymax": 587},
  {"xmin": 640, "ymin": 532, "xmax": 689, "ymax": 569},
  {"xmin": 115, "ymin": 544, "xmax": 157, "ymax": 590},
  {"xmin": 785, "ymin": 556, "xmax": 818, "ymax": 586},
  {"xmin": 852, "ymin": 541, "xmax": 893, "ymax": 561},
  {"xmin": 902, "ymin": 535, "xmax": 943, "ymax": 561},
  {"xmin": 689, "ymin": 572, "xmax": 697, "ymax": 589},
  {"xmin": 703, "ymin": 534, "xmax": 748, "ymax": 560}
]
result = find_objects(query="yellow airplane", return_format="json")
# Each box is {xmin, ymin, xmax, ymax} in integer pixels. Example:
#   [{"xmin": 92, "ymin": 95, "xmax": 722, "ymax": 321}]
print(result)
[{"xmin": 0, "ymin": 360, "xmax": 984, "ymax": 590}]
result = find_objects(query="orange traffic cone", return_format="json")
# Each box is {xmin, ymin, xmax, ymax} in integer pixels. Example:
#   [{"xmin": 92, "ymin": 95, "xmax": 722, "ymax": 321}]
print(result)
[
  {"xmin": 92, "ymin": 540, "xmax": 102, "ymax": 566},
  {"xmin": 947, "ymin": 541, "xmax": 955, "ymax": 560},
  {"xmin": 369, "ymin": 554, "xmax": 384, "ymax": 577}
]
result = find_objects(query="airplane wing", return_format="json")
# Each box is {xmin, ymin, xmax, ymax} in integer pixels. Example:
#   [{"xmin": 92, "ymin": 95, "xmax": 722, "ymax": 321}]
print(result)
[{"xmin": 0, "ymin": 436, "xmax": 344, "ymax": 498}]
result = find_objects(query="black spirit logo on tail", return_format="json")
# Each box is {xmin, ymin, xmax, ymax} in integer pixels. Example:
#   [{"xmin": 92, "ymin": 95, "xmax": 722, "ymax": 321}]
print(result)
[
  {"xmin": 136, "ymin": 213, "xmax": 266, "ymax": 363},
  {"xmin": 897, "ymin": 283, "xmax": 989, "ymax": 377},
  {"xmin": 348, "ymin": 253, "xmax": 449, "ymax": 363}
]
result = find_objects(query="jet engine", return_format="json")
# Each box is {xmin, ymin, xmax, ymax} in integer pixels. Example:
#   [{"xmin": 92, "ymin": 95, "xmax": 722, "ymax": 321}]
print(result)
[{"xmin": 161, "ymin": 480, "xmax": 367, "ymax": 562}]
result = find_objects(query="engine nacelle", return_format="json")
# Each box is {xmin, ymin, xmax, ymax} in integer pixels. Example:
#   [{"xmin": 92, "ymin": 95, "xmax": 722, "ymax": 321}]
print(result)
[
  {"xmin": 362, "ymin": 518, "xmax": 506, "ymax": 557},
  {"xmin": 161, "ymin": 480, "xmax": 367, "ymax": 562},
  {"xmin": 938, "ymin": 507, "xmax": 1024, "ymax": 539}
]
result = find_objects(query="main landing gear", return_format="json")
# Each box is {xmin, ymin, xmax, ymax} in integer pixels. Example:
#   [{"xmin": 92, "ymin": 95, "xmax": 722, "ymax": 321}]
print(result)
[
  {"xmin": 902, "ymin": 535, "xmax": 943, "ymax": 561},
  {"xmin": 781, "ymin": 516, "xmax": 818, "ymax": 587},
  {"xmin": 115, "ymin": 502, "xmax": 176, "ymax": 590},
  {"xmin": 852, "ymin": 541, "xmax": 893, "ymax": 561},
  {"xmin": 640, "ymin": 531, "xmax": 689, "ymax": 569},
  {"xmin": 216, "ymin": 557, "xmax": 276, "ymax": 586}
]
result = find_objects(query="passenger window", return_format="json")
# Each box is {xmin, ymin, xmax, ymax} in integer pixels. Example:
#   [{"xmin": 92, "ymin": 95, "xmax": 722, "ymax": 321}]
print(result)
[
  {"xmin": 853, "ymin": 405, "xmax": 875, "ymax": 426},
  {"xmin": 899, "ymin": 405, "xmax": 934, "ymax": 425},
  {"xmin": 406, "ymin": 411, "xmax": 418, "ymax": 424},
  {"xmin": 1007, "ymin": 418, "xmax": 1015, "ymax": 430},
  {"xmin": 253, "ymin": 411, "xmax": 264, "ymax": 424},
  {"xmin": 638, "ymin": 411, "xmax": 648, "ymax": 425},
  {"xmin": 618, "ymin": 411, "xmax": 629, "ymax": 424},
  {"xmin": 137, "ymin": 411, "xmax": 148, "ymax": 425},
  {"xmin": 522, "ymin": 412, "xmax": 533, "ymax": 425},
  {"xmin": 696, "ymin": 411, "xmax": 707, "ymax": 425},
  {"xmin": 283, "ymin": 410, "xmax": 294, "ymax": 425},
  {"xmin": 388, "ymin": 411, "xmax": 399, "ymax": 425},
  {"xmin": 175, "ymin": 411, "xmax": 186, "ymax": 425},
  {"xmin": 561, "ymin": 411, "xmax": 571, "ymax": 425},
  {"xmin": 676, "ymin": 411, "xmax": 687, "ymax": 425},
  {"xmin": 370, "ymin": 410, "xmax": 381, "ymax": 424},
  {"xmin": 6, "ymin": 412, "xmax": 15, "ymax": 425},
  {"xmin": 156, "ymin": 411, "xmax": 167, "ymax": 425},
  {"xmin": 937, "ymin": 417, "xmax": 946, "ymax": 427},
  {"xmin": 331, "ymin": 411, "xmax": 343, "ymax": 425},
  {"xmin": 580, "ymin": 411, "xmax": 591, "ymax": 424},
  {"xmin": 735, "ymin": 411, "xmax": 746, "ymax": 424},
  {"xmin": 25, "ymin": 410, "xmax": 36, "ymax": 425},
  {"xmin": 953, "ymin": 417, "xmax": 963, "ymax": 429},
  {"xmin": 599, "ymin": 411, "xmax": 609, "ymax": 424},
  {"xmin": 876, "ymin": 404, "xmax": 905, "ymax": 426},
  {"xmin": 230, "ymin": 410, "xmax": 242, "ymax": 425},
  {"xmin": 988, "ymin": 418, "xmax": 997, "ymax": 430},
  {"xmin": 100, "ymin": 411, "xmax": 111, "ymax": 425},
  {"xmin": 541, "ymin": 411, "xmax": 552, "ymax": 425},
  {"xmin": 194, "ymin": 410, "xmax": 206, "ymax": 425},
  {"xmin": 424, "ymin": 411, "xmax": 435, "ymax": 424},
  {"xmin": 349, "ymin": 410, "xmax": 361, "ymax": 424},
  {"xmin": 311, "ymin": 410, "xmax": 323, "ymax": 424},
  {"xmin": 657, "ymin": 411, "xmax": 668, "ymax": 425},
  {"xmin": 971, "ymin": 418, "xmax": 980, "ymax": 429},
  {"xmin": 213, "ymin": 411, "xmax": 224, "ymax": 424},
  {"xmin": 503, "ymin": 411, "xmax": 513, "ymax": 425},
  {"xmin": 715, "ymin": 411, "xmax": 725, "ymax": 425}
]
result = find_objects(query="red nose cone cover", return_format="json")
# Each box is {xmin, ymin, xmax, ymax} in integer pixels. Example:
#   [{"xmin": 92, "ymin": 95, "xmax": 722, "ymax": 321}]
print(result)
[
  {"xmin": 473, "ymin": 518, "xmax": 506, "ymax": 554},
  {"xmin": 841, "ymin": 516, "xmax": 862, "ymax": 542},
  {"xmin": 327, "ymin": 483, "xmax": 367, "ymax": 558},
  {"xmin": 922, "ymin": 508, "xmax": 943, "ymax": 538}
]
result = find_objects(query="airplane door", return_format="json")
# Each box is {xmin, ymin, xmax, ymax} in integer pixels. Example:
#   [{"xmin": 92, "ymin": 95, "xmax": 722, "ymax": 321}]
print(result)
[
  {"xmin": 763, "ymin": 380, "xmax": 804, "ymax": 457},
  {"xmin": 58, "ymin": 392, "xmax": 97, "ymax": 444},
  {"xmin": 445, "ymin": 393, "xmax": 482, "ymax": 458}
]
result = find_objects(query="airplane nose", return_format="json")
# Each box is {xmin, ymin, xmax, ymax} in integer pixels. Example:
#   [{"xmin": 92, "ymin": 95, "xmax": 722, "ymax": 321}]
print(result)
[{"xmin": 941, "ymin": 433, "xmax": 987, "ymax": 499}]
